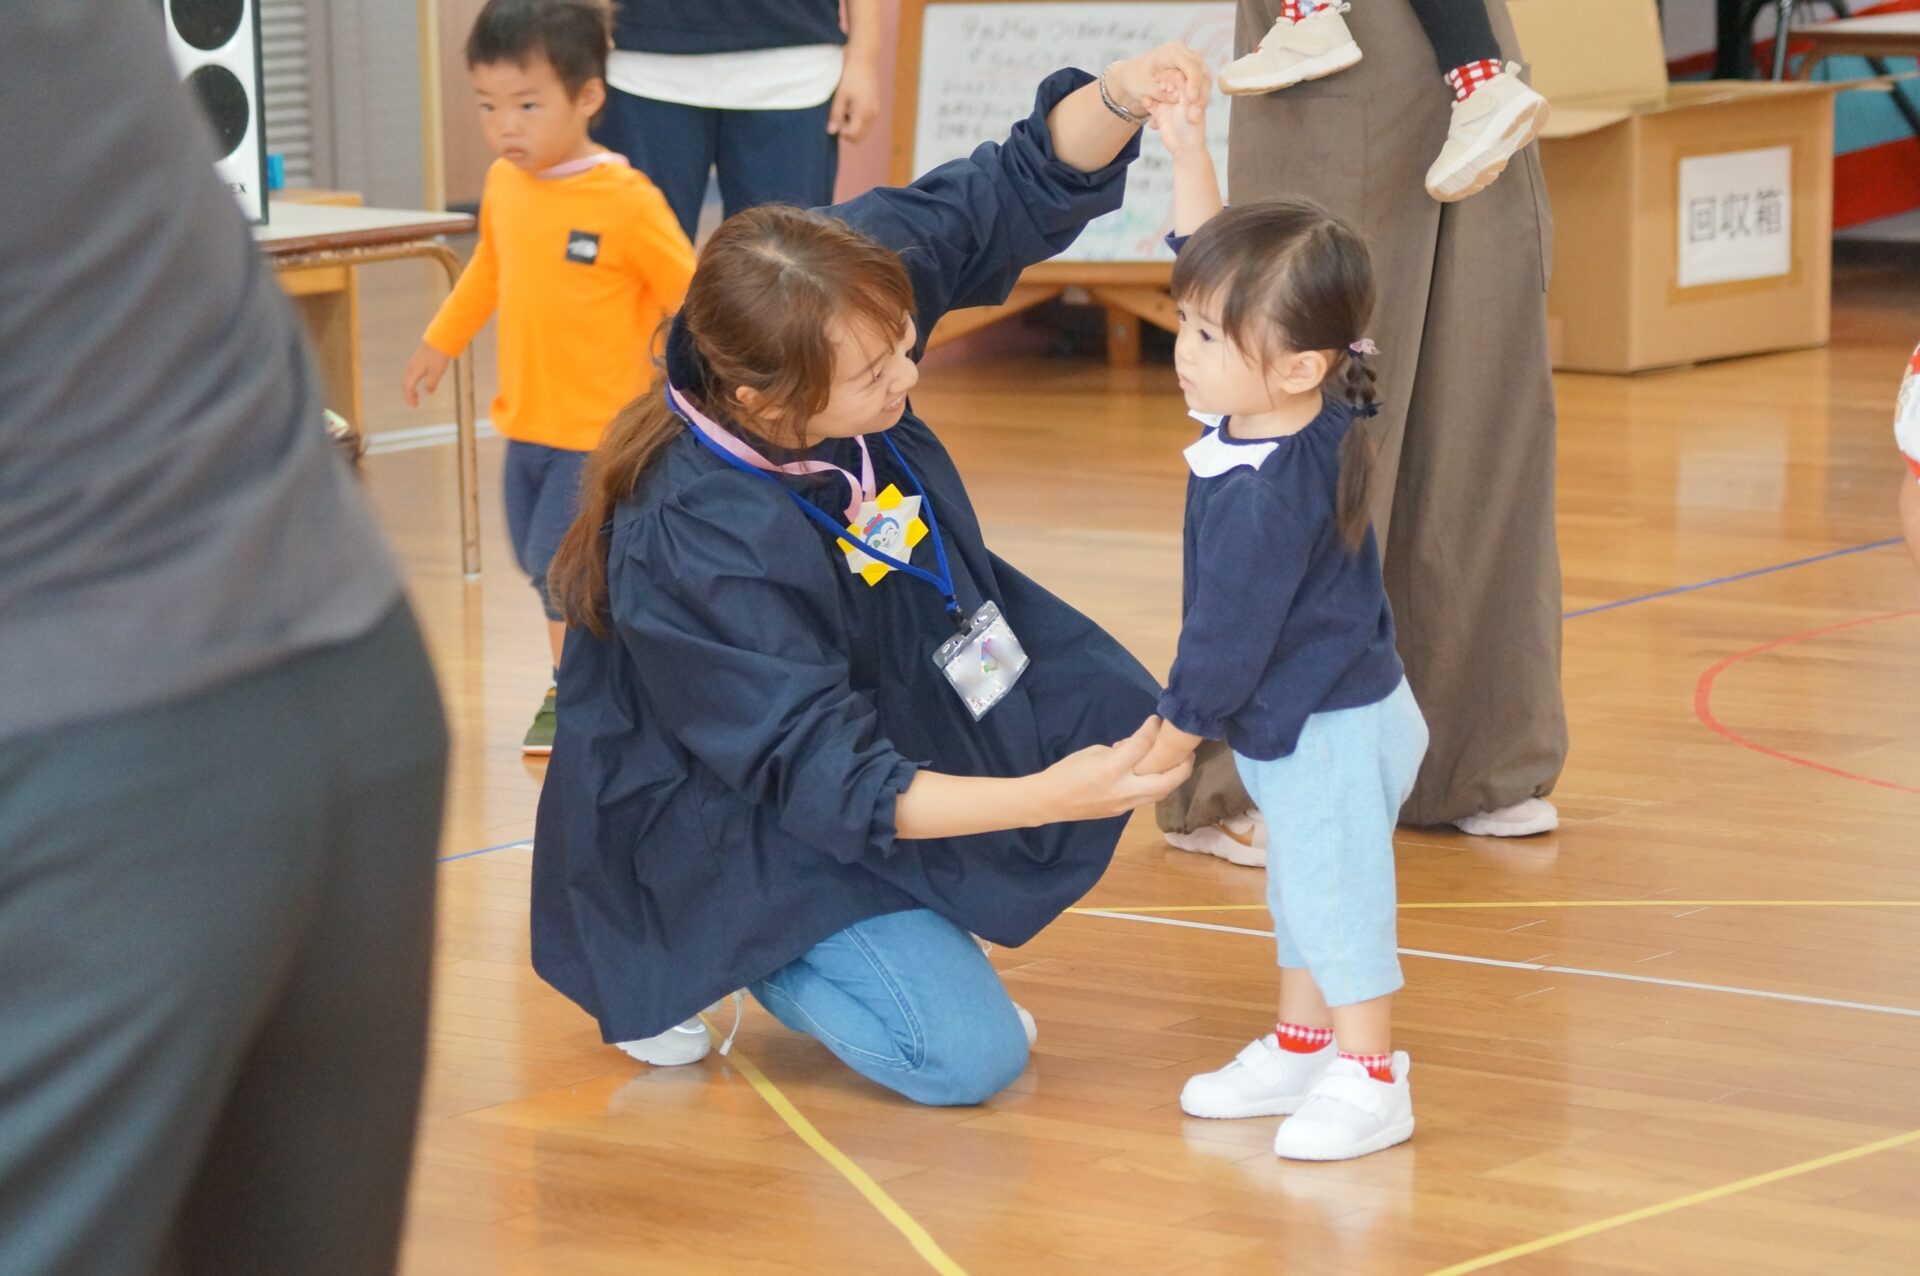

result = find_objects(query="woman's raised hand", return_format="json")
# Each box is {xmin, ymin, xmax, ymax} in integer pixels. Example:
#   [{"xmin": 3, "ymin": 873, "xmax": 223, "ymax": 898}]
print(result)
[
  {"xmin": 1107, "ymin": 43, "xmax": 1212, "ymax": 125},
  {"xmin": 1035, "ymin": 716, "xmax": 1195, "ymax": 823}
]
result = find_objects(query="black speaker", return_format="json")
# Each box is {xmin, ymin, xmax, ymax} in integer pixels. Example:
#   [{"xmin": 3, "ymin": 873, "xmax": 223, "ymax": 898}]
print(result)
[{"xmin": 160, "ymin": 0, "xmax": 269, "ymax": 223}]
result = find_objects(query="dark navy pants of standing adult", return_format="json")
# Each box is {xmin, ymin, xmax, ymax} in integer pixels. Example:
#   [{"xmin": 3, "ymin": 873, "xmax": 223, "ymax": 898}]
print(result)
[{"xmin": 594, "ymin": 90, "xmax": 840, "ymax": 242}]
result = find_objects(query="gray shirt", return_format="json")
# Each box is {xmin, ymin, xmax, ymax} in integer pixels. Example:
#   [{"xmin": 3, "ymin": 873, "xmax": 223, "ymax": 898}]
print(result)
[{"xmin": 0, "ymin": 1, "xmax": 403, "ymax": 740}]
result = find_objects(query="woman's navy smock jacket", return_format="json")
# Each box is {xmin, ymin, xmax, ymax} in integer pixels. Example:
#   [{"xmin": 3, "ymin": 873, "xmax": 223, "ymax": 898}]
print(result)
[{"xmin": 531, "ymin": 70, "xmax": 1160, "ymax": 1041}]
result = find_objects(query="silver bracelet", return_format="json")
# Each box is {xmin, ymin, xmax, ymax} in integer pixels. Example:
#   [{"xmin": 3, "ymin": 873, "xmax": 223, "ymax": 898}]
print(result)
[{"xmin": 1097, "ymin": 67, "xmax": 1147, "ymax": 125}]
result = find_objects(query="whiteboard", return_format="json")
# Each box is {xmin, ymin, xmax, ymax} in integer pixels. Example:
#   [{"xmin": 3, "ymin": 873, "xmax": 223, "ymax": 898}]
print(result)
[{"xmin": 910, "ymin": 2, "xmax": 1236, "ymax": 264}]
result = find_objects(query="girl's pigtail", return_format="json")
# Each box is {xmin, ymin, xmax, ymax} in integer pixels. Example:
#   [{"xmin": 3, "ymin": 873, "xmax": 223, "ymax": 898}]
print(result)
[{"xmin": 1336, "ymin": 341, "xmax": 1379, "ymax": 550}]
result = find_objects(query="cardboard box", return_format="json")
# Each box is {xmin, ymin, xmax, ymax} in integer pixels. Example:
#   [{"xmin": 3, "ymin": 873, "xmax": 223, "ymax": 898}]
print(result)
[{"xmin": 1509, "ymin": 1, "xmax": 1840, "ymax": 374}]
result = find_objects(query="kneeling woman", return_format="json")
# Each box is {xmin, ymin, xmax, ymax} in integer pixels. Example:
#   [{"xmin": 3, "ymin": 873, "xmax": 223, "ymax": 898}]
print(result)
[{"xmin": 534, "ymin": 49, "xmax": 1206, "ymax": 1105}]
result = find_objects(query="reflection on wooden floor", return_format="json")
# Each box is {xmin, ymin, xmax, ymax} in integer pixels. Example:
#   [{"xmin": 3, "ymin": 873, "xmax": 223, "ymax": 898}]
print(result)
[{"xmin": 357, "ymin": 252, "xmax": 1920, "ymax": 1275}]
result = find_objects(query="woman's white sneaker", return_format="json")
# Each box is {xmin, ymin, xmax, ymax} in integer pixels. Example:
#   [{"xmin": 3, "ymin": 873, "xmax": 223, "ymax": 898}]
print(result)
[
  {"xmin": 1455, "ymin": 796, "xmax": 1558, "ymax": 838},
  {"xmin": 1273, "ymin": 1052, "xmax": 1414, "ymax": 1161},
  {"xmin": 1180, "ymin": 1036, "xmax": 1336, "ymax": 1119},
  {"xmin": 615, "ymin": 1017, "xmax": 712, "ymax": 1066},
  {"xmin": 1164, "ymin": 810, "xmax": 1268, "ymax": 868}
]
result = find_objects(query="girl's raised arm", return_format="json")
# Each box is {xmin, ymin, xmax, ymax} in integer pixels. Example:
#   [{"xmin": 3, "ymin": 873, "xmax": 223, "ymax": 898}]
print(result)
[{"xmin": 824, "ymin": 48, "xmax": 1208, "ymax": 344}]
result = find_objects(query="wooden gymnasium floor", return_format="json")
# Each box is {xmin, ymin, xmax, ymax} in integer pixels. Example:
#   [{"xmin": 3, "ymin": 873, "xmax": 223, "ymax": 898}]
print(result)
[{"xmin": 351, "ymin": 249, "xmax": 1920, "ymax": 1276}]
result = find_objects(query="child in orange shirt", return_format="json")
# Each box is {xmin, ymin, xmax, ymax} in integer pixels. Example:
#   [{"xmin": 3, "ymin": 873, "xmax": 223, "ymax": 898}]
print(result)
[{"xmin": 404, "ymin": 0, "xmax": 696, "ymax": 754}]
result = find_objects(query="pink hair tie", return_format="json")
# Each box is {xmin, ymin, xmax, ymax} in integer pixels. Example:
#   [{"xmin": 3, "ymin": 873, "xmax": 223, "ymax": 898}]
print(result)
[{"xmin": 1349, "ymin": 339, "xmax": 1379, "ymax": 356}]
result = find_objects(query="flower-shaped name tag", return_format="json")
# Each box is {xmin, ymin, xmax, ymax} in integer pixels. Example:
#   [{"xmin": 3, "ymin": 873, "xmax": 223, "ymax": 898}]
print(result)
[{"xmin": 841, "ymin": 483, "xmax": 927, "ymax": 585}]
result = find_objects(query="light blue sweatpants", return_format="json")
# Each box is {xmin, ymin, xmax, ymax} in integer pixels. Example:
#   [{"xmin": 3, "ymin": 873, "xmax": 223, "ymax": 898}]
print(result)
[{"xmin": 1234, "ymin": 677, "xmax": 1429, "ymax": 1007}]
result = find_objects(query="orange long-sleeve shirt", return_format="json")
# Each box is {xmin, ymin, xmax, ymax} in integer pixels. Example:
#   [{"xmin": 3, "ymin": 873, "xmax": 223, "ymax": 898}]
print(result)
[{"xmin": 424, "ymin": 156, "xmax": 696, "ymax": 452}]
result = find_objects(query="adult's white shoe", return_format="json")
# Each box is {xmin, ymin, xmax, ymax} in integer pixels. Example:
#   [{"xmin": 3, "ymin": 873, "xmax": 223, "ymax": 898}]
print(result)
[
  {"xmin": 1454, "ymin": 796, "xmax": 1559, "ymax": 838},
  {"xmin": 1273, "ymin": 1052, "xmax": 1414, "ymax": 1161},
  {"xmin": 1181, "ymin": 1035, "xmax": 1336, "ymax": 1120},
  {"xmin": 1424, "ymin": 62, "xmax": 1551, "ymax": 202},
  {"xmin": 1217, "ymin": 6, "xmax": 1363, "ymax": 97},
  {"xmin": 1164, "ymin": 809, "xmax": 1267, "ymax": 868},
  {"xmin": 615, "ymin": 1017, "xmax": 712, "ymax": 1066}
]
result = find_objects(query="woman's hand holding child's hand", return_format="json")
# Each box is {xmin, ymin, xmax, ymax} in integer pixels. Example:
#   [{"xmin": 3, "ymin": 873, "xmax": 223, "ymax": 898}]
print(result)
[
  {"xmin": 1037, "ymin": 717, "xmax": 1194, "ymax": 822},
  {"xmin": 1107, "ymin": 44, "xmax": 1212, "ymax": 125},
  {"xmin": 1133, "ymin": 720, "xmax": 1203, "ymax": 778}
]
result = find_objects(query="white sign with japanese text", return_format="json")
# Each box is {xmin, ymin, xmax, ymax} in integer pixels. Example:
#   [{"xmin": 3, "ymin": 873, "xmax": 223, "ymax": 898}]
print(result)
[
  {"xmin": 911, "ymin": 3, "xmax": 1235, "ymax": 262},
  {"xmin": 1676, "ymin": 146, "xmax": 1792, "ymax": 289}
]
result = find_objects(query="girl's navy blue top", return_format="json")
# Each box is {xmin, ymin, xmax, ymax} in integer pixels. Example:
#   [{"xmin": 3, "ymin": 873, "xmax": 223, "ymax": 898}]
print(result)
[
  {"xmin": 1156, "ymin": 404, "xmax": 1404, "ymax": 762},
  {"xmin": 530, "ymin": 71, "xmax": 1159, "ymax": 1043}
]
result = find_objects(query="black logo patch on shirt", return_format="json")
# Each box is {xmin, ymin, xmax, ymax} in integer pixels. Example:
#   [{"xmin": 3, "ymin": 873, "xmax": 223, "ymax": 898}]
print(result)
[{"xmin": 565, "ymin": 230, "xmax": 601, "ymax": 264}]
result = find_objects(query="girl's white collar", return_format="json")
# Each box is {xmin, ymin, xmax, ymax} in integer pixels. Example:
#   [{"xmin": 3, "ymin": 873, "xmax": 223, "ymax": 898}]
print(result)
[{"xmin": 1183, "ymin": 413, "xmax": 1277, "ymax": 477}]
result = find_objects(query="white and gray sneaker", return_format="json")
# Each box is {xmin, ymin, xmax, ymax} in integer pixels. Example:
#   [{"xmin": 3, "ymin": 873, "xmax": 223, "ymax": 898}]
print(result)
[
  {"xmin": 1273, "ymin": 1051, "xmax": 1414, "ymax": 1161},
  {"xmin": 615, "ymin": 1017, "xmax": 712, "ymax": 1066},
  {"xmin": 1015, "ymin": 1004, "xmax": 1037, "ymax": 1048},
  {"xmin": 1180, "ymin": 1035, "xmax": 1336, "ymax": 1119},
  {"xmin": 1217, "ymin": 5, "xmax": 1363, "ymax": 97}
]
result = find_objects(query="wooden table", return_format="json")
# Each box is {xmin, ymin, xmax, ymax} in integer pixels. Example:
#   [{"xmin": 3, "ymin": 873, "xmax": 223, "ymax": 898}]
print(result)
[
  {"xmin": 256, "ymin": 202, "xmax": 483, "ymax": 576},
  {"xmin": 1791, "ymin": 13, "xmax": 1920, "ymax": 74},
  {"xmin": 273, "ymin": 190, "xmax": 367, "ymax": 445}
]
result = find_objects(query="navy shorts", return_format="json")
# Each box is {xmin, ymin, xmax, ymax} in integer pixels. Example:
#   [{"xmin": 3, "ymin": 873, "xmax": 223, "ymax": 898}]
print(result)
[{"xmin": 502, "ymin": 440, "xmax": 587, "ymax": 621}]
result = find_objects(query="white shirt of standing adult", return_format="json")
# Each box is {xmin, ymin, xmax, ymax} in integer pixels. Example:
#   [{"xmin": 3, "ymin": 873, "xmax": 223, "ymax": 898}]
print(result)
[{"xmin": 606, "ymin": 45, "xmax": 845, "ymax": 112}]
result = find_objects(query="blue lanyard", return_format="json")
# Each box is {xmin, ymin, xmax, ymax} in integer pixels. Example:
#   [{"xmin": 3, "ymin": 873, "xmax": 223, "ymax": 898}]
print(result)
[{"xmin": 683, "ymin": 419, "xmax": 966, "ymax": 628}]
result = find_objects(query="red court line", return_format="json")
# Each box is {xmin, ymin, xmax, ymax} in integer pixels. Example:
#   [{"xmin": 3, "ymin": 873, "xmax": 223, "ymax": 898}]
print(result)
[{"xmin": 1694, "ymin": 609, "xmax": 1920, "ymax": 795}]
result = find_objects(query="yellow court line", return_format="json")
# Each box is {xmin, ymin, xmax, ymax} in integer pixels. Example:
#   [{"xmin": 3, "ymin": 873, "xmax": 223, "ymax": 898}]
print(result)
[
  {"xmin": 1424, "ymin": 1127, "xmax": 1920, "ymax": 1275},
  {"xmin": 699, "ymin": 1017, "xmax": 970, "ymax": 1276},
  {"xmin": 1071, "ymin": 900, "xmax": 1920, "ymax": 915}
]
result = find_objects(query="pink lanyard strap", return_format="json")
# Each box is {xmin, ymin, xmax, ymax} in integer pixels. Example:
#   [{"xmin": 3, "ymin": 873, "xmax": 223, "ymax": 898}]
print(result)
[{"xmin": 667, "ymin": 383, "xmax": 873, "ymax": 522}]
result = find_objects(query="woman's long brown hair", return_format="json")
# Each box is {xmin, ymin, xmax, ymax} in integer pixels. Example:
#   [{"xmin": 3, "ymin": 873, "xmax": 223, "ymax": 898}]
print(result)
[{"xmin": 549, "ymin": 204, "xmax": 916, "ymax": 636}]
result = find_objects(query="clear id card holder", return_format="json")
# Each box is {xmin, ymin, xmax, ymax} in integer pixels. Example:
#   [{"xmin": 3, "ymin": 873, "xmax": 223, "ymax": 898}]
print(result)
[{"xmin": 931, "ymin": 601, "xmax": 1029, "ymax": 721}]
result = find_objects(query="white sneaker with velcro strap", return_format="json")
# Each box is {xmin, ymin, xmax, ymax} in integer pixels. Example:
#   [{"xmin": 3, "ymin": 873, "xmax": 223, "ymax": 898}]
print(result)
[
  {"xmin": 1217, "ymin": 5, "xmax": 1363, "ymax": 97},
  {"xmin": 1424, "ymin": 63, "xmax": 1550, "ymax": 203},
  {"xmin": 1180, "ymin": 1035, "xmax": 1336, "ymax": 1119},
  {"xmin": 1273, "ymin": 1051, "xmax": 1414, "ymax": 1161}
]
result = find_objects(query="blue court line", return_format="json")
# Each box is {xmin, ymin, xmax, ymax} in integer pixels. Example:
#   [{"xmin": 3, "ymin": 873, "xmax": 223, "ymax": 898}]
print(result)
[
  {"xmin": 437, "ymin": 539, "xmax": 1903, "ymax": 864},
  {"xmin": 1564, "ymin": 538, "xmax": 1902, "ymax": 619},
  {"xmin": 438, "ymin": 838, "xmax": 532, "ymax": 863}
]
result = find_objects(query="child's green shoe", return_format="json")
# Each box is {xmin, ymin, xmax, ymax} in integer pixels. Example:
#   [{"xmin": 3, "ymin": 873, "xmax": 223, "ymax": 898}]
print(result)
[{"xmin": 522, "ymin": 686, "xmax": 557, "ymax": 756}]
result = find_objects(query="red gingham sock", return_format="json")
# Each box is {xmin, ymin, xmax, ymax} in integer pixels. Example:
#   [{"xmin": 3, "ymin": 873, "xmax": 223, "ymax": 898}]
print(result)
[
  {"xmin": 1444, "ymin": 58, "xmax": 1505, "ymax": 102},
  {"xmin": 1340, "ymin": 1050, "xmax": 1394, "ymax": 1083},
  {"xmin": 1274, "ymin": 1022, "xmax": 1334, "ymax": 1054},
  {"xmin": 1279, "ymin": 0, "xmax": 1312, "ymax": 21}
]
